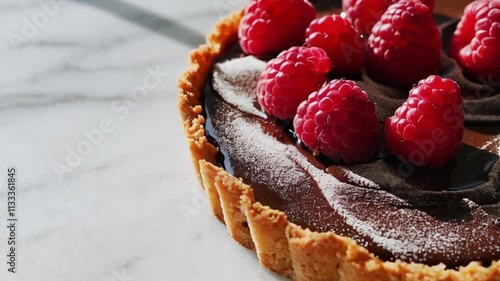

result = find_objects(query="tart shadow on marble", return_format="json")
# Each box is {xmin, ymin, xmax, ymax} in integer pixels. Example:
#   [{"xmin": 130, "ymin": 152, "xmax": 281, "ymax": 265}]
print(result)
[{"xmin": 74, "ymin": 0, "xmax": 205, "ymax": 47}]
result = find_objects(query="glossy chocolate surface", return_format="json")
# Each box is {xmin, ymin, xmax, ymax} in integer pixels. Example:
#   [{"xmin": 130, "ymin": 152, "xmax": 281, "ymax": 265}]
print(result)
[{"xmin": 203, "ymin": 3, "xmax": 500, "ymax": 268}]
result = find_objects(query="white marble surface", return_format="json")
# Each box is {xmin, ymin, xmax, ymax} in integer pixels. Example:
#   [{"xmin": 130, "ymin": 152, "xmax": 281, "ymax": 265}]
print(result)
[{"xmin": 0, "ymin": 0, "xmax": 286, "ymax": 280}]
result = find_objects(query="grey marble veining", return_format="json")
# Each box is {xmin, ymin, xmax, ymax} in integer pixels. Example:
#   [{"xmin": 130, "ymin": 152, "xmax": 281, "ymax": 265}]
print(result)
[{"xmin": 0, "ymin": 0, "xmax": 283, "ymax": 280}]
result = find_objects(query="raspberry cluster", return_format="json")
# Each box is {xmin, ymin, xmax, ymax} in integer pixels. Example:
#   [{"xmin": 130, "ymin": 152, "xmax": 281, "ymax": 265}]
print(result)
[{"xmin": 235, "ymin": 0, "xmax": 492, "ymax": 167}]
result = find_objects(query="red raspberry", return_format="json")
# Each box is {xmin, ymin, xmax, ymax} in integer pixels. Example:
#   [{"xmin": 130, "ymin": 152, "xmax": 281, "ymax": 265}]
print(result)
[
  {"xmin": 293, "ymin": 79, "xmax": 380, "ymax": 164},
  {"xmin": 385, "ymin": 76, "xmax": 464, "ymax": 168},
  {"xmin": 342, "ymin": 0, "xmax": 435, "ymax": 36},
  {"xmin": 448, "ymin": 0, "xmax": 500, "ymax": 83},
  {"xmin": 257, "ymin": 47, "xmax": 331, "ymax": 120},
  {"xmin": 305, "ymin": 15, "xmax": 366, "ymax": 77},
  {"xmin": 366, "ymin": 0, "xmax": 442, "ymax": 88},
  {"xmin": 342, "ymin": 0, "xmax": 392, "ymax": 35},
  {"xmin": 238, "ymin": 0, "xmax": 316, "ymax": 55}
]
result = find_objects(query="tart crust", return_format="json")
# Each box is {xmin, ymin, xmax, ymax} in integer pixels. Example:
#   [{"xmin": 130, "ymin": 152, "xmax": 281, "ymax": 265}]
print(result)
[{"xmin": 177, "ymin": 10, "xmax": 500, "ymax": 281}]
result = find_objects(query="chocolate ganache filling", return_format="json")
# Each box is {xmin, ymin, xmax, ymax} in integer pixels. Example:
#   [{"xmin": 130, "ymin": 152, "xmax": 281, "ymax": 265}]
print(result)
[{"xmin": 203, "ymin": 8, "xmax": 500, "ymax": 269}]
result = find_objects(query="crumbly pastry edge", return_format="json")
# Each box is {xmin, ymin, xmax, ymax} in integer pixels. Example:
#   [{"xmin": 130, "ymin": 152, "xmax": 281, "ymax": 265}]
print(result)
[{"xmin": 177, "ymin": 10, "xmax": 500, "ymax": 281}]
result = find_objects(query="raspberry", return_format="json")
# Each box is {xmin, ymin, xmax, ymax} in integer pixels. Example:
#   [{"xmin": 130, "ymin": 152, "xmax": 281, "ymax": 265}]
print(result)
[
  {"xmin": 293, "ymin": 79, "xmax": 380, "ymax": 164},
  {"xmin": 238, "ymin": 0, "xmax": 316, "ymax": 55},
  {"xmin": 448, "ymin": 0, "xmax": 500, "ymax": 83},
  {"xmin": 384, "ymin": 76, "xmax": 464, "ymax": 168},
  {"xmin": 342, "ymin": 0, "xmax": 393, "ymax": 35},
  {"xmin": 342, "ymin": 0, "xmax": 435, "ymax": 35},
  {"xmin": 366, "ymin": 0, "xmax": 442, "ymax": 88},
  {"xmin": 257, "ymin": 47, "xmax": 331, "ymax": 120},
  {"xmin": 305, "ymin": 15, "xmax": 366, "ymax": 77}
]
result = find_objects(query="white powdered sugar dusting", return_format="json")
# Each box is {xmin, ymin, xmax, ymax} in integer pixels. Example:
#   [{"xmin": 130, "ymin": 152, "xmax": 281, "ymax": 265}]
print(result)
[
  {"xmin": 215, "ymin": 109, "xmax": 341, "ymax": 200},
  {"xmin": 213, "ymin": 56, "xmax": 267, "ymax": 119},
  {"xmin": 330, "ymin": 188, "xmax": 500, "ymax": 263},
  {"xmin": 481, "ymin": 134, "xmax": 500, "ymax": 155},
  {"xmin": 339, "ymin": 167, "xmax": 380, "ymax": 189}
]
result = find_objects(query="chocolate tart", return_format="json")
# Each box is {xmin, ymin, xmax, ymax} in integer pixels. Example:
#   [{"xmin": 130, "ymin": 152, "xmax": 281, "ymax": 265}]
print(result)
[{"xmin": 178, "ymin": 1, "xmax": 500, "ymax": 280}]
